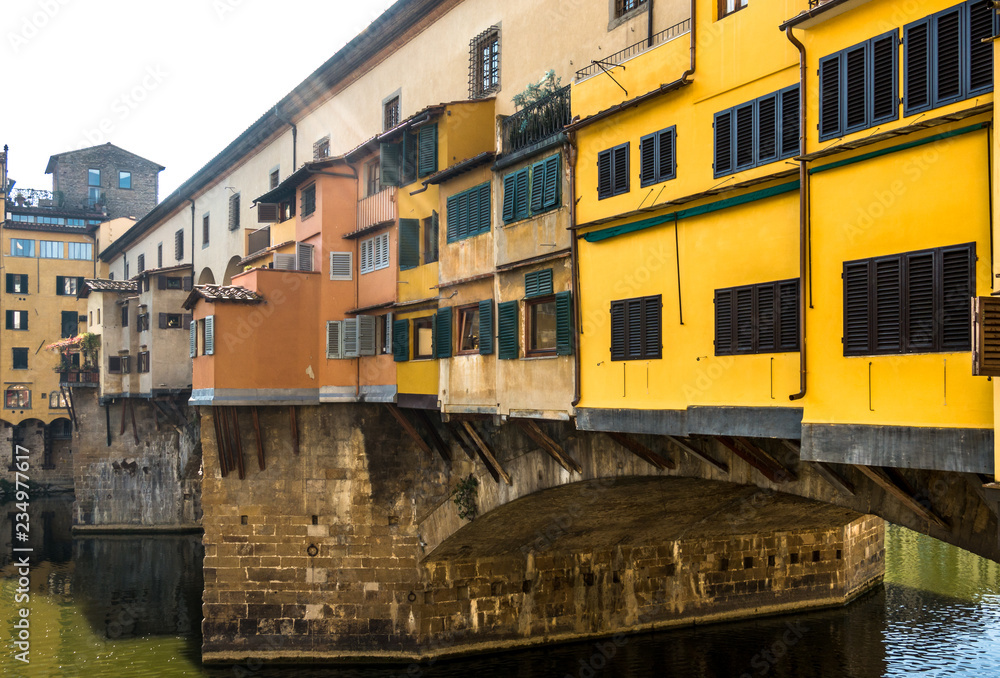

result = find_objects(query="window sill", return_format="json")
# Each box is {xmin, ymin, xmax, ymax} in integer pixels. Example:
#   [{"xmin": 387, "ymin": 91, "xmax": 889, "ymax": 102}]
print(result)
[
  {"xmin": 521, "ymin": 354, "xmax": 558, "ymax": 360},
  {"xmin": 412, "ymin": 356, "xmax": 435, "ymax": 362}
]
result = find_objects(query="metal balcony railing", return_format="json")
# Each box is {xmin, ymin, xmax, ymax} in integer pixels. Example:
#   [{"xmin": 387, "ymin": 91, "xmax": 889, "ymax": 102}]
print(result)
[
  {"xmin": 248, "ymin": 226, "xmax": 271, "ymax": 256},
  {"xmin": 575, "ymin": 19, "xmax": 691, "ymax": 80},
  {"xmin": 357, "ymin": 187, "xmax": 397, "ymax": 232},
  {"xmin": 501, "ymin": 84, "xmax": 572, "ymax": 156}
]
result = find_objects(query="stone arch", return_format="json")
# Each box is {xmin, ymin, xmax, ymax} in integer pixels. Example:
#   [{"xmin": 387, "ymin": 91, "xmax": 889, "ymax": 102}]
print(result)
[
  {"xmin": 198, "ymin": 267, "xmax": 216, "ymax": 285},
  {"xmin": 222, "ymin": 256, "xmax": 243, "ymax": 285}
]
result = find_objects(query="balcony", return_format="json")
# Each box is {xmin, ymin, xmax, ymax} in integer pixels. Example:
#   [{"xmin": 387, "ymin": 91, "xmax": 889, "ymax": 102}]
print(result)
[
  {"xmin": 248, "ymin": 226, "xmax": 271, "ymax": 256},
  {"xmin": 59, "ymin": 369, "xmax": 100, "ymax": 387},
  {"xmin": 574, "ymin": 19, "xmax": 691, "ymax": 80},
  {"xmin": 501, "ymin": 85, "xmax": 571, "ymax": 156},
  {"xmin": 357, "ymin": 187, "xmax": 397, "ymax": 232}
]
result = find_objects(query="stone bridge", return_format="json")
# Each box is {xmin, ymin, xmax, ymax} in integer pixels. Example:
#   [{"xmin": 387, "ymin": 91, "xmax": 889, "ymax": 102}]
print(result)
[{"xmin": 198, "ymin": 403, "xmax": 999, "ymax": 663}]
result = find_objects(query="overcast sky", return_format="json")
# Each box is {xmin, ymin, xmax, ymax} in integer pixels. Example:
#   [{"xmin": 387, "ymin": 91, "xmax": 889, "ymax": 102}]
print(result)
[{"xmin": 3, "ymin": 0, "xmax": 397, "ymax": 198}]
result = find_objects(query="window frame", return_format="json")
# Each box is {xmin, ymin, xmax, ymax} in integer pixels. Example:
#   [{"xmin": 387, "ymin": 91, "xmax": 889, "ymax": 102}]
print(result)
[
  {"xmin": 639, "ymin": 126, "xmax": 677, "ymax": 187},
  {"xmin": 614, "ymin": 0, "xmax": 647, "ymax": 19},
  {"xmin": 39, "ymin": 240, "xmax": 64, "ymax": 259},
  {"xmin": 202, "ymin": 213, "xmax": 210, "ymax": 247},
  {"xmin": 88, "ymin": 168, "xmax": 101, "ymax": 187},
  {"xmin": 4, "ymin": 386, "xmax": 30, "ymax": 410},
  {"xmin": 610, "ymin": 294, "xmax": 662, "ymax": 361},
  {"xmin": 118, "ymin": 170, "xmax": 131, "ymax": 189},
  {"xmin": 6, "ymin": 310, "xmax": 28, "ymax": 331},
  {"xmin": 301, "ymin": 183, "xmax": 317, "ymax": 218},
  {"xmin": 456, "ymin": 304, "xmax": 482, "ymax": 355},
  {"xmin": 597, "ymin": 143, "xmax": 630, "ymax": 199},
  {"xmin": 413, "ymin": 316, "xmax": 435, "ymax": 360},
  {"xmin": 6, "ymin": 274, "xmax": 28, "ymax": 294},
  {"xmin": 526, "ymin": 296, "xmax": 559, "ymax": 357},
  {"xmin": 718, "ymin": 0, "xmax": 748, "ymax": 20},
  {"xmin": 714, "ymin": 279, "xmax": 800, "ymax": 356},
  {"xmin": 383, "ymin": 95, "xmax": 401, "ymax": 131},
  {"xmin": 469, "ymin": 25, "xmax": 501, "ymax": 99},
  {"xmin": 229, "ymin": 192, "xmax": 241, "ymax": 231},
  {"xmin": 9, "ymin": 239, "xmax": 34, "ymax": 258},
  {"xmin": 12, "ymin": 348, "xmax": 28, "ymax": 371}
]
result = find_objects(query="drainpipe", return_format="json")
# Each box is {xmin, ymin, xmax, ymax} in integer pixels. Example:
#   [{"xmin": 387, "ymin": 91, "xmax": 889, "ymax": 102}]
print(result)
[
  {"xmin": 274, "ymin": 104, "xmax": 297, "ymax": 170},
  {"xmin": 188, "ymin": 198, "xmax": 196, "ymax": 283},
  {"xmin": 647, "ymin": 0, "xmax": 655, "ymax": 48},
  {"xmin": 786, "ymin": 26, "xmax": 808, "ymax": 401},
  {"xmin": 569, "ymin": 138, "xmax": 583, "ymax": 408}
]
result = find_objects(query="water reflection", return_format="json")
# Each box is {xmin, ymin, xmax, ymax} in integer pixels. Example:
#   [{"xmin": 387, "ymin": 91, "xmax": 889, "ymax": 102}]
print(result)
[{"xmin": 1, "ymin": 514, "xmax": 999, "ymax": 678}]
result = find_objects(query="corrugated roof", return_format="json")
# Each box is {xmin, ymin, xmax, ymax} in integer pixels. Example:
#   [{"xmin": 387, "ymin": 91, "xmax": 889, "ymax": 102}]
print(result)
[{"xmin": 182, "ymin": 284, "xmax": 264, "ymax": 310}]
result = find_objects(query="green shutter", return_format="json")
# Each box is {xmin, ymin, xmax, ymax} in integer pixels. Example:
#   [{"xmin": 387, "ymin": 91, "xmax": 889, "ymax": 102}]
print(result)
[
  {"xmin": 446, "ymin": 194, "xmax": 459, "ymax": 242},
  {"xmin": 478, "ymin": 182, "xmax": 492, "ymax": 234},
  {"xmin": 530, "ymin": 161, "xmax": 545, "ymax": 214},
  {"xmin": 399, "ymin": 219, "xmax": 420, "ymax": 270},
  {"xmin": 498, "ymin": 301, "xmax": 519, "ymax": 360},
  {"xmin": 542, "ymin": 155, "xmax": 560, "ymax": 209},
  {"xmin": 435, "ymin": 307, "xmax": 452, "ymax": 358},
  {"xmin": 514, "ymin": 169, "xmax": 529, "ymax": 221},
  {"xmin": 555, "ymin": 291, "xmax": 573, "ymax": 356},
  {"xmin": 525, "ymin": 269, "xmax": 553, "ymax": 298},
  {"xmin": 502, "ymin": 174, "xmax": 516, "ymax": 223},
  {"xmin": 418, "ymin": 124, "xmax": 438, "ymax": 177},
  {"xmin": 478, "ymin": 299, "xmax": 494, "ymax": 355},
  {"xmin": 380, "ymin": 142, "xmax": 401, "ymax": 187},
  {"xmin": 392, "ymin": 319, "xmax": 410, "ymax": 361}
]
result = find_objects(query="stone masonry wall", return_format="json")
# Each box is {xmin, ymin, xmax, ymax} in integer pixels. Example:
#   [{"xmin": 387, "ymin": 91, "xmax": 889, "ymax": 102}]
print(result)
[
  {"xmin": 0, "ymin": 420, "xmax": 74, "ymax": 490},
  {"xmin": 51, "ymin": 144, "xmax": 159, "ymax": 219}
]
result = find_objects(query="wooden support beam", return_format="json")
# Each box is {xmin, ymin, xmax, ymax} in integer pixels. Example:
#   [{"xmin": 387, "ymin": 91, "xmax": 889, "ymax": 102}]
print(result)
[
  {"xmin": 735, "ymin": 436, "xmax": 796, "ymax": 481},
  {"xmin": 218, "ymin": 407, "xmax": 235, "ymax": 476},
  {"xmin": 664, "ymin": 435, "xmax": 728, "ymax": 473},
  {"xmin": 717, "ymin": 436, "xmax": 789, "ymax": 483},
  {"xmin": 782, "ymin": 439, "xmax": 856, "ymax": 496},
  {"xmin": 212, "ymin": 409, "xmax": 228, "ymax": 477},
  {"xmin": 252, "ymin": 406, "xmax": 265, "ymax": 471},
  {"xmin": 129, "ymin": 399, "xmax": 140, "ymax": 446},
  {"xmin": 61, "ymin": 385, "xmax": 77, "ymax": 429},
  {"xmin": 415, "ymin": 410, "xmax": 452, "ymax": 463},
  {"xmin": 462, "ymin": 421, "xmax": 511, "ymax": 485},
  {"xmin": 605, "ymin": 431, "xmax": 674, "ymax": 470},
  {"xmin": 446, "ymin": 421, "xmax": 478, "ymax": 461},
  {"xmin": 384, "ymin": 405, "xmax": 435, "ymax": 458},
  {"xmin": 230, "ymin": 407, "xmax": 246, "ymax": 480},
  {"xmin": 104, "ymin": 400, "xmax": 112, "ymax": 447},
  {"xmin": 854, "ymin": 464, "xmax": 948, "ymax": 528},
  {"xmin": 119, "ymin": 399, "xmax": 128, "ymax": 436},
  {"xmin": 149, "ymin": 399, "xmax": 184, "ymax": 435},
  {"xmin": 515, "ymin": 419, "xmax": 582, "ymax": 474},
  {"xmin": 289, "ymin": 406, "xmax": 299, "ymax": 456}
]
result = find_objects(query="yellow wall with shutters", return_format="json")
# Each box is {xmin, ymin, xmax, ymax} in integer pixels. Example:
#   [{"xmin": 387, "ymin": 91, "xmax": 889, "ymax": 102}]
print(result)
[{"xmin": 395, "ymin": 310, "xmax": 439, "ymax": 398}]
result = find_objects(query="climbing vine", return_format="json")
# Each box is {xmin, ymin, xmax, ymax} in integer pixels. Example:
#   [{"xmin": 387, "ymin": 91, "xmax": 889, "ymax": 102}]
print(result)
[{"xmin": 453, "ymin": 474, "xmax": 479, "ymax": 521}]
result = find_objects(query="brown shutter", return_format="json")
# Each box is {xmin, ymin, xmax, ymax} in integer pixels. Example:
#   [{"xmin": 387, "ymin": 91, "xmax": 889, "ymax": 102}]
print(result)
[
  {"xmin": 159, "ymin": 313, "xmax": 167, "ymax": 329},
  {"xmin": 183, "ymin": 276, "xmax": 193, "ymax": 291},
  {"xmin": 158, "ymin": 276, "xmax": 167, "ymax": 290},
  {"xmin": 257, "ymin": 203, "xmax": 279, "ymax": 223},
  {"xmin": 972, "ymin": 296, "xmax": 1000, "ymax": 376}
]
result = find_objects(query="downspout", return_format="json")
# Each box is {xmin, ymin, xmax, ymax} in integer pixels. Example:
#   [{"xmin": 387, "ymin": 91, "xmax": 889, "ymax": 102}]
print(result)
[
  {"xmin": 188, "ymin": 198, "xmax": 196, "ymax": 282},
  {"xmin": 274, "ymin": 105, "xmax": 297, "ymax": 170},
  {"xmin": 786, "ymin": 26, "xmax": 808, "ymax": 401},
  {"xmin": 569, "ymin": 138, "xmax": 583, "ymax": 408},
  {"xmin": 647, "ymin": 0, "xmax": 655, "ymax": 47}
]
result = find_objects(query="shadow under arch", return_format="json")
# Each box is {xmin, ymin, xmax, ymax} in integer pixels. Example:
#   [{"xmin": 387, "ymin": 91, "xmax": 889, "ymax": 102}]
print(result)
[
  {"xmin": 222, "ymin": 256, "xmax": 243, "ymax": 285},
  {"xmin": 198, "ymin": 267, "xmax": 216, "ymax": 285}
]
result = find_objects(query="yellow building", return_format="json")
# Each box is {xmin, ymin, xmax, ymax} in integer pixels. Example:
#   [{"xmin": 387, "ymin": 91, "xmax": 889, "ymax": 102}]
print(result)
[{"xmin": 571, "ymin": 0, "xmax": 995, "ymax": 475}]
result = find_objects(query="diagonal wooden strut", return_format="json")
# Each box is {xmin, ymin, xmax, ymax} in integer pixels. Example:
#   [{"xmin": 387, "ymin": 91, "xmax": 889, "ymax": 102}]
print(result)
[
  {"xmin": 854, "ymin": 464, "xmax": 948, "ymax": 528},
  {"xmin": 416, "ymin": 410, "xmax": 452, "ymax": 463},
  {"xmin": 384, "ymin": 404, "xmax": 435, "ymax": 458},
  {"xmin": 446, "ymin": 421, "xmax": 479, "ymax": 461},
  {"xmin": 664, "ymin": 435, "xmax": 729, "ymax": 472},
  {"xmin": 252, "ymin": 406, "xmax": 265, "ymax": 471},
  {"xmin": 514, "ymin": 419, "xmax": 582, "ymax": 474},
  {"xmin": 717, "ymin": 436, "xmax": 794, "ymax": 483},
  {"xmin": 462, "ymin": 421, "xmax": 511, "ymax": 485},
  {"xmin": 605, "ymin": 432, "xmax": 674, "ymax": 470},
  {"xmin": 782, "ymin": 439, "xmax": 855, "ymax": 495}
]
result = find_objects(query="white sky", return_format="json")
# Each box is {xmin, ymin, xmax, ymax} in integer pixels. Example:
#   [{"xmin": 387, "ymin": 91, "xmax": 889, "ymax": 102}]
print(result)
[{"xmin": 3, "ymin": 0, "xmax": 397, "ymax": 198}]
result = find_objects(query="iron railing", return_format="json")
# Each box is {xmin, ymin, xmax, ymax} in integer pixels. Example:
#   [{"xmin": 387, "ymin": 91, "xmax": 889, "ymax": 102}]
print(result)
[
  {"xmin": 501, "ymin": 84, "xmax": 572, "ymax": 156},
  {"xmin": 247, "ymin": 226, "xmax": 271, "ymax": 256},
  {"xmin": 357, "ymin": 187, "xmax": 397, "ymax": 232},
  {"xmin": 575, "ymin": 19, "xmax": 691, "ymax": 80}
]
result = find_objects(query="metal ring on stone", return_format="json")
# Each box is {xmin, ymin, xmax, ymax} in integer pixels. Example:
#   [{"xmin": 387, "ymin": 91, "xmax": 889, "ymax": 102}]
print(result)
[
  {"xmin": 306, "ymin": 544, "xmax": 319, "ymax": 557},
  {"xmin": 408, "ymin": 592, "xmax": 417, "ymax": 602}
]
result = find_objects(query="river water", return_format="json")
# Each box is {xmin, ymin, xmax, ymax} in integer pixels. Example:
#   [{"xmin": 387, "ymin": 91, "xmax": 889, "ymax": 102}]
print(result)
[{"xmin": 2, "ymin": 497, "xmax": 999, "ymax": 677}]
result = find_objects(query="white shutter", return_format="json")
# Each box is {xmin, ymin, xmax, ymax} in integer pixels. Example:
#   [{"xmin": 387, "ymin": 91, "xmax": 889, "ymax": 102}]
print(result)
[
  {"xmin": 358, "ymin": 315, "xmax": 377, "ymax": 356},
  {"xmin": 189, "ymin": 321, "xmax": 197, "ymax": 358},
  {"xmin": 296, "ymin": 242, "xmax": 314, "ymax": 272},
  {"xmin": 273, "ymin": 253, "xmax": 296, "ymax": 270},
  {"xmin": 360, "ymin": 239, "xmax": 373, "ymax": 274},
  {"xmin": 326, "ymin": 321, "xmax": 343, "ymax": 359},
  {"xmin": 376, "ymin": 233, "xmax": 390, "ymax": 270},
  {"xmin": 343, "ymin": 318, "xmax": 359, "ymax": 358},
  {"xmin": 205, "ymin": 315, "xmax": 215, "ymax": 356},
  {"xmin": 330, "ymin": 251, "xmax": 353, "ymax": 280}
]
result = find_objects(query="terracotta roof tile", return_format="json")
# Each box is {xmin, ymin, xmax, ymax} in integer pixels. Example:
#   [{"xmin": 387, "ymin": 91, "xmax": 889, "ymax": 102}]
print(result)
[{"xmin": 182, "ymin": 284, "xmax": 264, "ymax": 310}]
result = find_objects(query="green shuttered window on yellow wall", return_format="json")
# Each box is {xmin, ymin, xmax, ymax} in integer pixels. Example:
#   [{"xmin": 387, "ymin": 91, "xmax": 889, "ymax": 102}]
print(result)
[
  {"xmin": 498, "ymin": 301, "xmax": 518, "ymax": 360},
  {"xmin": 478, "ymin": 300, "xmax": 494, "ymax": 355},
  {"xmin": 503, "ymin": 155, "xmax": 560, "ymax": 223},
  {"xmin": 435, "ymin": 307, "xmax": 452, "ymax": 358},
  {"xmin": 446, "ymin": 182, "xmax": 491, "ymax": 243},
  {"xmin": 399, "ymin": 219, "xmax": 420, "ymax": 270},
  {"xmin": 392, "ymin": 318, "xmax": 409, "ymax": 362},
  {"xmin": 524, "ymin": 269, "xmax": 553, "ymax": 298}
]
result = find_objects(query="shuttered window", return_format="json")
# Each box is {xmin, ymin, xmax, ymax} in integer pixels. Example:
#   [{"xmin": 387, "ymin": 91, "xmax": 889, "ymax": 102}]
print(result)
[
  {"xmin": 610, "ymin": 295, "xmax": 661, "ymax": 361},
  {"xmin": 379, "ymin": 130, "xmax": 421, "ymax": 187},
  {"xmin": 714, "ymin": 85, "xmax": 799, "ymax": 178},
  {"xmin": 329, "ymin": 252, "xmax": 353, "ymax": 280},
  {"xmin": 502, "ymin": 154, "xmax": 560, "ymax": 224},
  {"xmin": 524, "ymin": 269, "xmax": 554, "ymax": 298},
  {"xmin": 358, "ymin": 315, "xmax": 377, "ymax": 357},
  {"xmin": 905, "ymin": 1, "xmax": 995, "ymax": 116},
  {"xmin": 399, "ymin": 219, "xmax": 420, "ymax": 270},
  {"xmin": 715, "ymin": 280, "xmax": 799, "ymax": 356},
  {"xmin": 555, "ymin": 291, "xmax": 573, "ymax": 356},
  {"xmin": 435, "ymin": 307, "xmax": 452, "ymax": 358},
  {"xmin": 174, "ymin": 229, "xmax": 184, "ymax": 260},
  {"xmin": 296, "ymin": 242, "xmax": 315, "ymax": 272},
  {"xmin": 640, "ymin": 126, "xmax": 677, "ymax": 187},
  {"xmin": 418, "ymin": 124, "xmax": 438, "ymax": 177},
  {"xmin": 446, "ymin": 182, "xmax": 491, "ymax": 243},
  {"xmin": 972, "ymin": 296, "xmax": 1000, "ymax": 375},
  {"xmin": 498, "ymin": 300, "xmax": 519, "ymax": 360},
  {"xmin": 392, "ymin": 318, "xmax": 410, "ymax": 362},
  {"xmin": 204, "ymin": 316, "xmax": 215, "ymax": 356},
  {"xmin": 843, "ymin": 243, "xmax": 975, "ymax": 355},
  {"xmin": 326, "ymin": 321, "xmax": 343, "ymax": 359},
  {"xmin": 360, "ymin": 233, "xmax": 390, "ymax": 274},
  {"xmin": 597, "ymin": 143, "xmax": 629, "ymax": 199},
  {"xmin": 818, "ymin": 30, "xmax": 899, "ymax": 141},
  {"xmin": 189, "ymin": 321, "xmax": 197, "ymax": 358},
  {"xmin": 301, "ymin": 184, "xmax": 316, "ymax": 218},
  {"xmin": 478, "ymin": 300, "xmax": 494, "ymax": 355},
  {"xmin": 229, "ymin": 193, "xmax": 240, "ymax": 231}
]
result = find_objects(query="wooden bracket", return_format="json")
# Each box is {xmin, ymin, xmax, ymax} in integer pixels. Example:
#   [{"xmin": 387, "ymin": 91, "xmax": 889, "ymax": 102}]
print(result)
[
  {"xmin": 252, "ymin": 406, "xmax": 266, "ymax": 471},
  {"xmin": 606, "ymin": 432, "xmax": 674, "ymax": 470},
  {"xmin": 514, "ymin": 419, "xmax": 582, "ymax": 474},
  {"xmin": 782, "ymin": 439, "xmax": 855, "ymax": 495},
  {"xmin": 384, "ymin": 404, "xmax": 435, "ymax": 458},
  {"xmin": 212, "ymin": 408, "xmax": 228, "ymax": 477},
  {"xmin": 61, "ymin": 385, "xmax": 77, "ymax": 429},
  {"xmin": 855, "ymin": 464, "xmax": 948, "ymax": 528},
  {"xmin": 149, "ymin": 399, "xmax": 184, "ymax": 435},
  {"xmin": 665, "ymin": 435, "xmax": 728, "ymax": 473},
  {"xmin": 717, "ymin": 436, "xmax": 795, "ymax": 483},
  {"xmin": 446, "ymin": 421, "xmax": 479, "ymax": 461},
  {"xmin": 462, "ymin": 421, "xmax": 511, "ymax": 485},
  {"xmin": 289, "ymin": 406, "xmax": 299, "ymax": 456},
  {"xmin": 416, "ymin": 410, "xmax": 452, "ymax": 463}
]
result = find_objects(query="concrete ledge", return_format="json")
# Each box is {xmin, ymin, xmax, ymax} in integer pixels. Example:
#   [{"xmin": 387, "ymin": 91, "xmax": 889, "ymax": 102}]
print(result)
[
  {"xmin": 72, "ymin": 523, "xmax": 203, "ymax": 534},
  {"xmin": 801, "ymin": 423, "xmax": 995, "ymax": 475},
  {"xmin": 191, "ymin": 388, "xmax": 321, "ymax": 407},
  {"xmin": 575, "ymin": 406, "xmax": 803, "ymax": 438}
]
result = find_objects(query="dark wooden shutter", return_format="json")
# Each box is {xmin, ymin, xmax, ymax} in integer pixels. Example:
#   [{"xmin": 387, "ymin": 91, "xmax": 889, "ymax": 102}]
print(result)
[
  {"xmin": 734, "ymin": 103, "xmax": 755, "ymax": 170},
  {"xmin": 542, "ymin": 155, "xmax": 560, "ymax": 208},
  {"xmin": 159, "ymin": 313, "xmax": 168, "ymax": 329},
  {"xmin": 4, "ymin": 274, "xmax": 11, "ymax": 293},
  {"xmin": 735, "ymin": 288, "xmax": 753, "ymax": 352},
  {"xmin": 905, "ymin": 251, "xmax": 935, "ymax": 350},
  {"xmin": 757, "ymin": 94, "xmax": 777, "ymax": 164},
  {"xmin": 108, "ymin": 356, "xmax": 121, "ymax": 373},
  {"xmin": 904, "ymin": 19, "xmax": 931, "ymax": 114},
  {"xmin": 183, "ymin": 276, "xmax": 193, "ymax": 291},
  {"xmin": 457, "ymin": 191, "xmax": 470, "ymax": 240},
  {"xmin": 183, "ymin": 314, "xmax": 192, "ymax": 330},
  {"xmin": 258, "ymin": 203, "xmax": 279, "ymax": 223},
  {"xmin": 498, "ymin": 301, "xmax": 519, "ymax": 360},
  {"xmin": 639, "ymin": 133, "xmax": 657, "ymax": 187},
  {"xmin": 597, "ymin": 149, "xmax": 612, "ymax": 198},
  {"xmin": 715, "ymin": 289, "xmax": 733, "ymax": 356},
  {"xmin": 4, "ymin": 310, "xmax": 11, "ymax": 329},
  {"xmin": 435, "ymin": 307, "xmax": 452, "ymax": 358},
  {"xmin": 418, "ymin": 124, "xmax": 438, "ymax": 177},
  {"xmin": 392, "ymin": 319, "xmax": 409, "ymax": 362},
  {"xmin": 871, "ymin": 32, "xmax": 898, "ymax": 124},
  {"xmin": 56, "ymin": 276, "xmax": 65, "ymax": 295},
  {"xmin": 158, "ymin": 275, "xmax": 167, "ymax": 290},
  {"xmin": 756, "ymin": 283, "xmax": 776, "ymax": 352},
  {"xmin": 175, "ymin": 230, "xmax": 184, "ymax": 260},
  {"xmin": 477, "ymin": 182, "xmax": 491, "ymax": 235},
  {"xmin": 640, "ymin": 295, "xmax": 659, "ymax": 359},
  {"xmin": 874, "ymin": 257, "xmax": 902, "ymax": 352},
  {"xmin": 658, "ymin": 128, "xmax": 675, "ymax": 182},
  {"xmin": 380, "ymin": 142, "xmax": 401, "ymax": 187},
  {"xmin": 780, "ymin": 86, "xmax": 800, "ymax": 158},
  {"xmin": 819, "ymin": 54, "xmax": 842, "ymax": 139},
  {"xmin": 972, "ymin": 296, "xmax": 1000, "ymax": 375},
  {"xmin": 843, "ymin": 260, "xmax": 871, "ymax": 355},
  {"xmin": 778, "ymin": 280, "xmax": 799, "ymax": 351},
  {"xmin": 940, "ymin": 243, "xmax": 974, "ymax": 350},
  {"xmin": 525, "ymin": 269, "xmax": 553, "ymax": 298},
  {"xmin": 714, "ymin": 110, "xmax": 733, "ymax": 176},
  {"xmin": 530, "ymin": 161, "xmax": 545, "ymax": 214},
  {"xmin": 514, "ymin": 168, "xmax": 529, "ymax": 221},
  {"xmin": 844, "ymin": 44, "xmax": 868, "ymax": 131},
  {"xmin": 612, "ymin": 144, "xmax": 629, "ymax": 195},
  {"xmin": 502, "ymin": 174, "xmax": 516, "ymax": 222},
  {"xmin": 446, "ymin": 194, "xmax": 459, "ymax": 242},
  {"xmin": 478, "ymin": 300, "xmax": 494, "ymax": 355},
  {"xmin": 610, "ymin": 300, "xmax": 626, "ymax": 360},
  {"xmin": 399, "ymin": 219, "xmax": 420, "ymax": 270},
  {"xmin": 969, "ymin": 0, "xmax": 994, "ymax": 94},
  {"xmin": 937, "ymin": 8, "xmax": 963, "ymax": 103},
  {"xmin": 626, "ymin": 298, "xmax": 642, "ymax": 359}
]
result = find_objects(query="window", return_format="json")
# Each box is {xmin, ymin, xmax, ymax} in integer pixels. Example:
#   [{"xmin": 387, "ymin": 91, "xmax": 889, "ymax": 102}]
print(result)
[
  {"xmin": 597, "ymin": 143, "xmax": 629, "ymax": 199},
  {"xmin": 527, "ymin": 298, "xmax": 558, "ymax": 355},
  {"xmin": 714, "ymin": 85, "xmax": 800, "ymax": 177},
  {"xmin": 366, "ymin": 161, "xmax": 381, "ymax": 196},
  {"xmin": 470, "ymin": 26, "xmax": 501, "ymax": 99},
  {"xmin": 325, "ymin": 317, "xmax": 377, "ymax": 359},
  {"xmin": 380, "ymin": 125, "xmax": 435, "ymax": 187},
  {"xmin": 905, "ymin": 0, "xmax": 995, "ymax": 116},
  {"xmin": 384, "ymin": 96, "xmax": 400, "ymax": 131},
  {"xmin": 229, "ymin": 193, "xmax": 241, "ymax": 230},
  {"xmin": 435, "ymin": 307, "xmax": 453, "ymax": 359},
  {"xmin": 498, "ymin": 301, "xmax": 519, "ymax": 359},
  {"xmin": 360, "ymin": 233, "xmax": 390, "ymax": 274},
  {"xmin": 399, "ymin": 219, "xmax": 420, "ymax": 271},
  {"xmin": 313, "ymin": 135, "xmax": 330, "ymax": 160},
  {"xmin": 88, "ymin": 169, "xmax": 102, "ymax": 208},
  {"xmin": 203, "ymin": 213, "xmax": 210, "ymax": 247},
  {"xmin": 269, "ymin": 167, "xmax": 280, "ymax": 189},
  {"xmin": 10, "ymin": 239, "xmax": 34, "ymax": 257},
  {"xmin": 615, "ymin": 0, "xmax": 647, "ymax": 18},
  {"xmin": 279, "ymin": 198, "xmax": 296, "ymax": 222},
  {"xmin": 164, "ymin": 277, "xmax": 184, "ymax": 290},
  {"xmin": 108, "ymin": 355, "xmax": 130, "ymax": 373},
  {"xmin": 55, "ymin": 276, "xmax": 82, "ymax": 296},
  {"xmin": 414, "ymin": 317, "xmax": 434, "ymax": 359},
  {"xmin": 119, "ymin": 171, "xmax": 131, "ymax": 189},
  {"xmin": 375, "ymin": 313, "xmax": 393, "ymax": 355},
  {"xmin": 457, "ymin": 304, "xmax": 481, "ymax": 354},
  {"xmin": 715, "ymin": 280, "xmax": 799, "ymax": 355},
  {"xmin": 66, "ymin": 242, "xmax": 92, "ymax": 260},
  {"xmin": 6, "ymin": 311, "xmax": 28, "ymax": 330},
  {"xmin": 157, "ymin": 243, "xmax": 163, "ymax": 268},
  {"xmin": 137, "ymin": 313, "xmax": 150, "ymax": 332},
  {"xmin": 88, "ymin": 169, "xmax": 101, "ymax": 186},
  {"xmin": 137, "ymin": 254, "xmax": 145, "ymax": 274},
  {"xmin": 525, "ymin": 269, "xmax": 554, "ymax": 298},
  {"xmin": 392, "ymin": 318, "xmax": 410, "ymax": 361},
  {"xmin": 6, "ymin": 274, "xmax": 28, "ymax": 294},
  {"xmin": 60, "ymin": 311, "xmax": 77, "ymax": 338},
  {"xmin": 49, "ymin": 392, "xmax": 68, "ymax": 409},
  {"xmin": 330, "ymin": 252, "xmax": 353, "ymax": 280},
  {"xmin": 175, "ymin": 229, "xmax": 184, "ymax": 260},
  {"xmin": 137, "ymin": 351, "xmax": 150, "ymax": 373},
  {"xmin": 121, "ymin": 303, "xmax": 129, "ymax": 328},
  {"xmin": 12, "ymin": 348, "xmax": 27, "ymax": 370},
  {"xmin": 203, "ymin": 316, "xmax": 215, "ymax": 356},
  {"xmin": 160, "ymin": 313, "xmax": 188, "ymax": 329},
  {"xmin": 819, "ymin": 31, "xmax": 898, "ymax": 141},
  {"xmin": 446, "ymin": 182, "xmax": 491, "ymax": 242},
  {"xmin": 640, "ymin": 127, "xmax": 677, "ymax": 187},
  {"xmin": 50, "ymin": 419, "xmax": 72, "ymax": 439},
  {"xmin": 610, "ymin": 295, "xmax": 661, "ymax": 361},
  {"xmin": 503, "ymin": 155, "xmax": 560, "ymax": 223},
  {"xmin": 301, "ymin": 184, "xmax": 316, "ymax": 218},
  {"xmin": 843, "ymin": 243, "xmax": 975, "ymax": 355},
  {"xmin": 4, "ymin": 387, "xmax": 30, "ymax": 409},
  {"xmin": 124, "ymin": 259, "xmax": 129, "ymax": 279},
  {"xmin": 718, "ymin": 0, "xmax": 747, "ymax": 19},
  {"xmin": 424, "ymin": 212, "xmax": 439, "ymax": 264}
]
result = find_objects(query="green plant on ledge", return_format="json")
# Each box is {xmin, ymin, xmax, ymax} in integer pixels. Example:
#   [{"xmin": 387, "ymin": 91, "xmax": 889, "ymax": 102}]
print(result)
[{"xmin": 453, "ymin": 474, "xmax": 479, "ymax": 521}]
